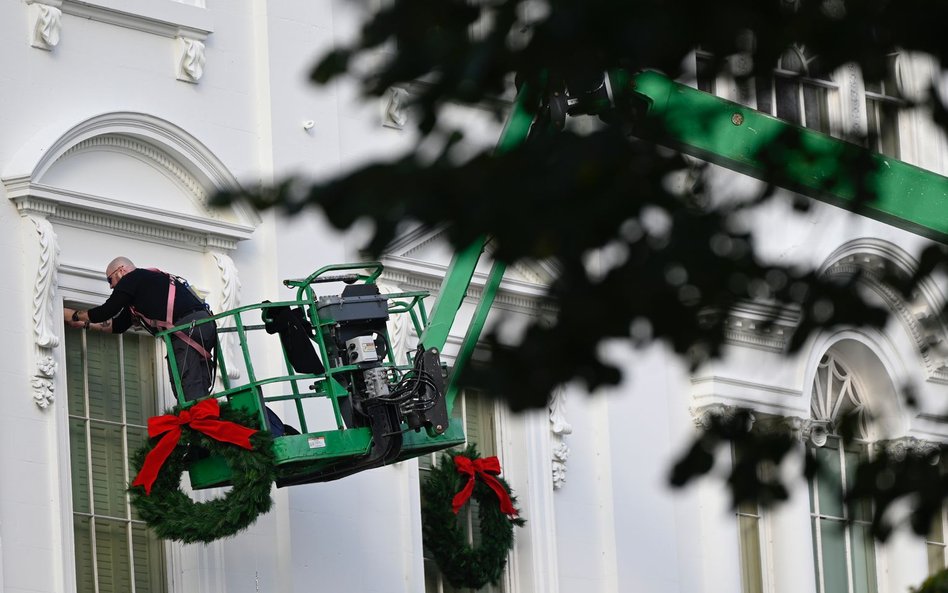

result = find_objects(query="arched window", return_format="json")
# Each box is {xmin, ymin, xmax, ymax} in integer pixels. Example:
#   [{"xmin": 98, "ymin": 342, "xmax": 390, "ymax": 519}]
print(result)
[
  {"xmin": 811, "ymin": 353, "xmax": 871, "ymax": 438},
  {"xmin": 808, "ymin": 353, "xmax": 877, "ymax": 593},
  {"xmin": 756, "ymin": 45, "xmax": 834, "ymax": 134}
]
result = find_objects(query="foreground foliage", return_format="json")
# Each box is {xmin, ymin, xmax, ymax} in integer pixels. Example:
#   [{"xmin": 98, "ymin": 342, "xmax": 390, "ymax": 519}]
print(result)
[{"xmin": 213, "ymin": 0, "xmax": 948, "ymax": 551}]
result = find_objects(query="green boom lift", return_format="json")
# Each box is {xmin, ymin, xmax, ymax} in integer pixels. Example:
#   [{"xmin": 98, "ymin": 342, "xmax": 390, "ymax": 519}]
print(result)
[
  {"xmin": 167, "ymin": 90, "xmax": 528, "ymax": 490},
  {"xmin": 168, "ymin": 68, "xmax": 948, "ymax": 489}
]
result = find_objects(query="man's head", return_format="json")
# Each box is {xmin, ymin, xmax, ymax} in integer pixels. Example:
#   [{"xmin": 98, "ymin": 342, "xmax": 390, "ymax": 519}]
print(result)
[{"xmin": 106, "ymin": 256, "xmax": 136, "ymax": 288}]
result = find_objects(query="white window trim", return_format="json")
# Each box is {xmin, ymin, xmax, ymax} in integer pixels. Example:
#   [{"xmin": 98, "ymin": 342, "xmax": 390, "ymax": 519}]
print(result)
[
  {"xmin": 26, "ymin": 0, "xmax": 213, "ymax": 41},
  {"xmin": 810, "ymin": 437, "xmax": 880, "ymax": 593},
  {"xmin": 732, "ymin": 443, "xmax": 776, "ymax": 593},
  {"xmin": 809, "ymin": 352, "xmax": 881, "ymax": 593},
  {"xmin": 56, "ymin": 267, "xmax": 217, "ymax": 593},
  {"xmin": 926, "ymin": 507, "xmax": 948, "ymax": 575}
]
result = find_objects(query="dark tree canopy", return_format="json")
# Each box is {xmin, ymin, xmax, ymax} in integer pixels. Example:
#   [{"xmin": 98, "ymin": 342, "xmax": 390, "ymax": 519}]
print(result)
[{"xmin": 213, "ymin": 0, "xmax": 948, "ymax": 551}]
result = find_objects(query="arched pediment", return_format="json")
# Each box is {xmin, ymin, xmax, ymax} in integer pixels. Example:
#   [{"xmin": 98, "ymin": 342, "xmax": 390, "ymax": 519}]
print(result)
[
  {"xmin": 2, "ymin": 111, "xmax": 259, "ymax": 250},
  {"xmin": 820, "ymin": 238, "xmax": 948, "ymax": 383},
  {"xmin": 379, "ymin": 224, "xmax": 555, "ymax": 313}
]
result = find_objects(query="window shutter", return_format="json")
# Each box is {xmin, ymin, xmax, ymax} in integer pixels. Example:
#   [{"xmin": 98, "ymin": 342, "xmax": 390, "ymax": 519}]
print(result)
[{"xmin": 66, "ymin": 328, "xmax": 166, "ymax": 593}]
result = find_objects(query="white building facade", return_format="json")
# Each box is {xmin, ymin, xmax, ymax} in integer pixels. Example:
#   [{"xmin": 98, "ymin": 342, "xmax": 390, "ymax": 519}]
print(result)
[{"xmin": 0, "ymin": 2, "xmax": 946, "ymax": 593}]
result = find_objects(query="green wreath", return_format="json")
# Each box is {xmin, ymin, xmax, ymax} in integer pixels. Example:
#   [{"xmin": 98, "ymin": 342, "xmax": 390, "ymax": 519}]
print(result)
[
  {"xmin": 420, "ymin": 445, "xmax": 526, "ymax": 589},
  {"xmin": 129, "ymin": 406, "xmax": 276, "ymax": 544}
]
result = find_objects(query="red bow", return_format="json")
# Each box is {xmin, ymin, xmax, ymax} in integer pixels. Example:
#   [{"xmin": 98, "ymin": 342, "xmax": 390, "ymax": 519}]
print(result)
[
  {"xmin": 131, "ymin": 398, "xmax": 257, "ymax": 495},
  {"xmin": 451, "ymin": 455, "xmax": 518, "ymax": 517}
]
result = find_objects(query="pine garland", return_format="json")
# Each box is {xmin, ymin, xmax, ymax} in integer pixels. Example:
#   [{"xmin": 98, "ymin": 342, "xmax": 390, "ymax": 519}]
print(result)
[
  {"xmin": 129, "ymin": 406, "xmax": 276, "ymax": 544},
  {"xmin": 915, "ymin": 569, "xmax": 948, "ymax": 593},
  {"xmin": 421, "ymin": 445, "xmax": 525, "ymax": 589}
]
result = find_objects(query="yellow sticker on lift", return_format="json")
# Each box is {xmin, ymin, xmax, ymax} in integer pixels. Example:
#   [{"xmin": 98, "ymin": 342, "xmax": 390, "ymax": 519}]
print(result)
[{"xmin": 308, "ymin": 436, "xmax": 326, "ymax": 449}]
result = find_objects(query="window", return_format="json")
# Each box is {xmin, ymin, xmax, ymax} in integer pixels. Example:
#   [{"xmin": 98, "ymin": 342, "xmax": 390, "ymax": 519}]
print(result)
[
  {"xmin": 696, "ymin": 49, "xmax": 716, "ymax": 95},
  {"xmin": 420, "ymin": 390, "xmax": 501, "ymax": 593},
  {"xmin": 65, "ymin": 326, "xmax": 167, "ymax": 593},
  {"xmin": 809, "ymin": 354, "xmax": 877, "ymax": 593},
  {"xmin": 810, "ymin": 437, "xmax": 876, "ymax": 593},
  {"xmin": 756, "ymin": 45, "xmax": 834, "ymax": 134},
  {"xmin": 734, "ymin": 441, "xmax": 766, "ymax": 593},
  {"xmin": 736, "ymin": 498, "xmax": 765, "ymax": 593},
  {"xmin": 864, "ymin": 53, "xmax": 902, "ymax": 158},
  {"xmin": 927, "ymin": 508, "xmax": 948, "ymax": 575}
]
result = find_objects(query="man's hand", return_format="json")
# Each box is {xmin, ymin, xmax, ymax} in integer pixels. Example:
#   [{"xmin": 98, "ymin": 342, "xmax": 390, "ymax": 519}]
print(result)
[
  {"xmin": 63, "ymin": 307, "xmax": 85, "ymax": 328},
  {"xmin": 63, "ymin": 308, "xmax": 108, "ymax": 331}
]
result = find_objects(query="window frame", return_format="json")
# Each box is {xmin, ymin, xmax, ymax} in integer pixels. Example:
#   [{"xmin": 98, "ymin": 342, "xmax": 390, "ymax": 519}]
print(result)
[
  {"xmin": 809, "ymin": 436, "xmax": 878, "ymax": 593},
  {"xmin": 863, "ymin": 53, "xmax": 904, "ymax": 159},
  {"xmin": 420, "ymin": 389, "xmax": 504, "ymax": 593},
  {"xmin": 926, "ymin": 506, "xmax": 948, "ymax": 576},
  {"xmin": 808, "ymin": 352, "xmax": 879, "ymax": 593},
  {"xmin": 732, "ymin": 442, "xmax": 775, "ymax": 593},
  {"xmin": 753, "ymin": 46, "xmax": 839, "ymax": 135},
  {"xmin": 60, "ymin": 320, "xmax": 177, "ymax": 593}
]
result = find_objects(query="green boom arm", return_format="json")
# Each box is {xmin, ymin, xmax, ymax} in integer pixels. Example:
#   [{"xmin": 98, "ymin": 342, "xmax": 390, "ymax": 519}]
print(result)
[
  {"xmin": 418, "ymin": 81, "xmax": 539, "ymax": 411},
  {"xmin": 629, "ymin": 70, "xmax": 948, "ymax": 243},
  {"xmin": 423, "ymin": 69, "xmax": 948, "ymax": 415}
]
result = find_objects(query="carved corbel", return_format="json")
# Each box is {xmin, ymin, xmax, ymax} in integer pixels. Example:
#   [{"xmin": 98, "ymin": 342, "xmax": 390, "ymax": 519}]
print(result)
[
  {"xmin": 28, "ymin": 215, "xmax": 60, "ymax": 408},
  {"xmin": 176, "ymin": 36, "xmax": 206, "ymax": 83},
  {"xmin": 690, "ymin": 402, "xmax": 756, "ymax": 432},
  {"xmin": 879, "ymin": 436, "xmax": 941, "ymax": 462},
  {"xmin": 382, "ymin": 87, "xmax": 409, "ymax": 129},
  {"xmin": 549, "ymin": 389, "xmax": 572, "ymax": 490},
  {"xmin": 32, "ymin": 356, "xmax": 56, "ymax": 409},
  {"xmin": 212, "ymin": 252, "xmax": 241, "ymax": 381},
  {"xmin": 28, "ymin": 2, "xmax": 61, "ymax": 51},
  {"xmin": 746, "ymin": 414, "xmax": 832, "ymax": 448}
]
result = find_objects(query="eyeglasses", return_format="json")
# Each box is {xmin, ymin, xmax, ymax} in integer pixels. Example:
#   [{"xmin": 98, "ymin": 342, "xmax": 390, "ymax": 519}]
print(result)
[{"xmin": 106, "ymin": 267, "xmax": 122, "ymax": 285}]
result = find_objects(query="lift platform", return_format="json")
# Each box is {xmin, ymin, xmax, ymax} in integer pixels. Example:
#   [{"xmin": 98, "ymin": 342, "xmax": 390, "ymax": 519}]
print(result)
[{"xmin": 163, "ymin": 261, "xmax": 485, "ymax": 489}]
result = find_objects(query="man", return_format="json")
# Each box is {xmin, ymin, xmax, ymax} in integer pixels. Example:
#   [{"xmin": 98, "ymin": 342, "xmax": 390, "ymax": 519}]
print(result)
[{"xmin": 64, "ymin": 257, "xmax": 217, "ymax": 402}]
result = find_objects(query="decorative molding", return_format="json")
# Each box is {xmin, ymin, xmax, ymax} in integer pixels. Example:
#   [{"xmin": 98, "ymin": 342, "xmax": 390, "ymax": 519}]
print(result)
[
  {"xmin": 32, "ymin": 355, "xmax": 57, "ymax": 408},
  {"xmin": 751, "ymin": 413, "xmax": 830, "ymax": 446},
  {"xmin": 548, "ymin": 389, "xmax": 571, "ymax": 490},
  {"xmin": 383, "ymin": 225, "xmax": 446, "ymax": 259},
  {"xmin": 382, "ymin": 87, "xmax": 409, "ymax": 129},
  {"xmin": 811, "ymin": 353, "xmax": 870, "ymax": 439},
  {"xmin": 212, "ymin": 252, "xmax": 241, "ymax": 380},
  {"xmin": 61, "ymin": 134, "xmax": 210, "ymax": 204},
  {"xmin": 3, "ymin": 112, "xmax": 251, "ymax": 207},
  {"xmin": 30, "ymin": 215, "xmax": 61, "ymax": 349},
  {"xmin": 25, "ymin": 215, "xmax": 61, "ymax": 408},
  {"xmin": 7, "ymin": 185, "xmax": 252, "ymax": 252},
  {"xmin": 31, "ymin": 375, "xmax": 55, "ymax": 408},
  {"xmin": 28, "ymin": 3, "xmax": 61, "ymax": 50},
  {"xmin": 383, "ymin": 226, "xmax": 556, "ymax": 290},
  {"xmin": 722, "ymin": 300, "xmax": 798, "ymax": 353},
  {"xmin": 689, "ymin": 402, "xmax": 756, "ymax": 431},
  {"xmin": 878, "ymin": 436, "xmax": 941, "ymax": 461},
  {"xmin": 381, "ymin": 265, "xmax": 552, "ymax": 315},
  {"xmin": 824, "ymin": 251, "xmax": 948, "ymax": 383},
  {"xmin": 176, "ymin": 37, "xmax": 206, "ymax": 83},
  {"xmin": 3, "ymin": 112, "xmax": 259, "ymax": 250},
  {"xmin": 847, "ymin": 62, "xmax": 862, "ymax": 138},
  {"xmin": 27, "ymin": 0, "xmax": 214, "ymax": 41},
  {"xmin": 26, "ymin": 0, "xmax": 213, "ymax": 77},
  {"xmin": 377, "ymin": 279, "xmax": 413, "ymax": 363}
]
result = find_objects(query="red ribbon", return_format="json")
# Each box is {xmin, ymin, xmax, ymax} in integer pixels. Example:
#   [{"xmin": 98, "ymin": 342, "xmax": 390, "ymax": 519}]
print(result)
[
  {"xmin": 451, "ymin": 455, "xmax": 518, "ymax": 517},
  {"xmin": 131, "ymin": 398, "xmax": 257, "ymax": 495}
]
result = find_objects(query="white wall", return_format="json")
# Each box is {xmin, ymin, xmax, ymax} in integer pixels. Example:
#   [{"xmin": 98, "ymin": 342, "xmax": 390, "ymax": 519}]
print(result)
[{"xmin": 2, "ymin": 2, "xmax": 948, "ymax": 593}]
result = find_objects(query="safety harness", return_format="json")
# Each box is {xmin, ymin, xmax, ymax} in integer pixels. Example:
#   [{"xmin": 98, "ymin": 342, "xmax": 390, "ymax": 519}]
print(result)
[{"xmin": 129, "ymin": 269, "xmax": 212, "ymax": 360}]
